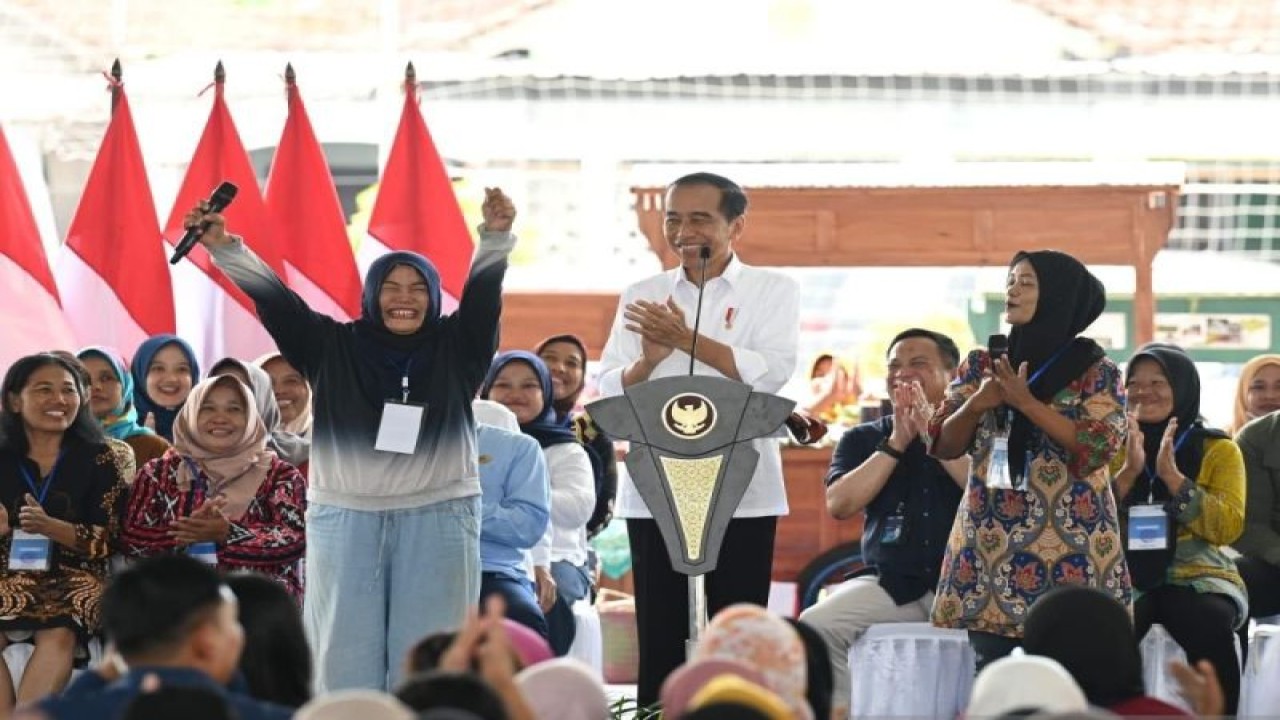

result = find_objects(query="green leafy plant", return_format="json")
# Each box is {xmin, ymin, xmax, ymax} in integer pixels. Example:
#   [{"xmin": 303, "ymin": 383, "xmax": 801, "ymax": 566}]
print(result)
[{"xmin": 609, "ymin": 695, "xmax": 663, "ymax": 719}]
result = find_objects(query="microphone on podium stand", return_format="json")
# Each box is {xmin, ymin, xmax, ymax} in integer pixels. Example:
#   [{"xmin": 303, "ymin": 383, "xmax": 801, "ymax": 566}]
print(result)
[
  {"xmin": 687, "ymin": 244, "xmax": 712, "ymax": 375},
  {"xmin": 170, "ymin": 182, "xmax": 238, "ymax": 265}
]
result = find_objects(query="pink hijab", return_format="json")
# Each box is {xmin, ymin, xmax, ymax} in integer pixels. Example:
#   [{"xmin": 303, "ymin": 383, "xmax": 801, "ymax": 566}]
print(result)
[{"xmin": 172, "ymin": 375, "xmax": 276, "ymax": 521}]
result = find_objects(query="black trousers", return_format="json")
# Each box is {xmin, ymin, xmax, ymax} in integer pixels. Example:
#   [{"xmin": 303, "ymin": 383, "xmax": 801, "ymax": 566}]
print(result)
[
  {"xmin": 1134, "ymin": 585, "xmax": 1240, "ymax": 714},
  {"xmin": 967, "ymin": 631, "xmax": 1022, "ymax": 673},
  {"xmin": 627, "ymin": 516, "xmax": 778, "ymax": 707},
  {"xmin": 1235, "ymin": 556, "xmax": 1280, "ymax": 667}
]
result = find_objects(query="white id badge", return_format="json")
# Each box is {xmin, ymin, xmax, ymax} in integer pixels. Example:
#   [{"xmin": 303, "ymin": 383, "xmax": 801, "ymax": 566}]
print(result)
[
  {"xmin": 1127, "ymin": 504, "xmax": 1170, "ymax": 551},
  {"xmin": 985, "ymin": 434, "xmax": 1014, "ymax": 490},
  {"xmin": 187, "ymin": 542, "xmax": 218, "ymax": 566},
  {"xmin": 8, "ymin": 530, "xmax": 51, "ymax": 572},
  {"xmin": 375, "ymin": 401, "xmax": 425, "ymax": 454}
]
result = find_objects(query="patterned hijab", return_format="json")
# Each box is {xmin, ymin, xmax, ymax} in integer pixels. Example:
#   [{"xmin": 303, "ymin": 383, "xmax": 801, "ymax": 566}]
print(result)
[
  {"xmin": 693, "ymin": 604, "xmax": 814, "ymax": 720},
  {"xmin": 209, "ymin": 357, "xmax": 309, "ymax": 466},
  {"xmin": 77, "ymin": 346, "xmax": 153, "ymax": 440},
  {"xmin": 172, "ymin": 375, "xmax": 276, "ymax": 521},
  {"xmin": 480, "ymin": 351, "xmax": 578, "ymax": 448}
]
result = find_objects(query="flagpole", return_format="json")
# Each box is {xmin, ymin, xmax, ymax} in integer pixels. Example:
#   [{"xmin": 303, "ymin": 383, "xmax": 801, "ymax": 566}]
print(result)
[{"xmin": 110, "ymin": 59, "xmax": 122, "ymax": 115}]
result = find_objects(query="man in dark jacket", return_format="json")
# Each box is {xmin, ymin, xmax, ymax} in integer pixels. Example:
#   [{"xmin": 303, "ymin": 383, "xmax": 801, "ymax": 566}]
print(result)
[
  {"xmin": 798, "ymin": 328, "xmax": 967, "ymax": 718},
  {"xmin": 29, "ymin": 556, "xmax": 290, "ymax": 720}
]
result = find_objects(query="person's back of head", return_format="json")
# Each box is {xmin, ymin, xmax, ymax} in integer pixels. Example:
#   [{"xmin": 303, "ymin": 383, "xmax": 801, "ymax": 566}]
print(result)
[
  {"xmin": 395, "ymin": 671, "xmax": 508, "ymax": 720},
  {"xmin": 102, "ymin": 555, "xmax": 244, "ymax": 685},
  {"xmin": 404, "ymin": 632, "xmax": 460, "ymax": 676},
  {"xmin": 1021, "ymin": 585, "xmax": 1145, "ymax": 708},
  {"xmin": 121, "ymin": 686, "xmax": 236, "ymax": 720},
  {"xmin": 783, "ymin": 618, "xmax": 832, "ymax": 720},
  {"xmin": 226, "ymin": 572, "xmax": 312, "ymax": 707},
  {"xmin": 295, "ymin": 690, "xmax": 417, "ymax": 720},
  {"xmin": 515, "ymin": 658, "xmax": 609, "ymax": 720},
  {"xmin": 967, "ymin": 654, "xmax": 1088, "ymax": 718},
  {"xmin": 683, "ymin": 705, "xmax": 772, "ymax": 720}
]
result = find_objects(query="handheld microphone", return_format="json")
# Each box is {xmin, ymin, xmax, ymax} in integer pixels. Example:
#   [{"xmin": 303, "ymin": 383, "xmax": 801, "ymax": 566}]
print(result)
[
  {"xmin": 170, "ymin": 181, "xmax": 238, "ymax": 265},
  {"xmin": 988, "ymin": 334, "xmax": 1009, "ymax": 431},
  {"xmin": 687, "ymin": 245, "xmax": 712, "ymax": 376}
]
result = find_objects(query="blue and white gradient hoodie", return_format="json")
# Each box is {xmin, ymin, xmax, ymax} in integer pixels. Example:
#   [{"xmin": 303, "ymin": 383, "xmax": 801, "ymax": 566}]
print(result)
[{"xmin": 209, "ymin": 231, "xmax": 515, "ymax": 511}]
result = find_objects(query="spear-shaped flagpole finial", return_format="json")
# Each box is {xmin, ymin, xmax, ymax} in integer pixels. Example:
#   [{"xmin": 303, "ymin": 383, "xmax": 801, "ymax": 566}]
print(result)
[
  {"xmin": 215, "ymin": 60, "xmax": 226, "ymax": 84},
  {"xmin": 285, "ymin": 62, "xmax": 296, "ymax": 86},
  {"xmin": 405, "ymin": 61, "xmax": 416, "ymax": 91},
  {"xmin": 110, "ymin": 58, "xmax": 123, "ymax": 113}
]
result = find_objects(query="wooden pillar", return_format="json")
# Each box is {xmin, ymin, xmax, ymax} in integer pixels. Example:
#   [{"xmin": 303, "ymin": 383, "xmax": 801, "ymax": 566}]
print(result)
[{"xmin": 1134, "ymin": 259, "xmax": 1155, "ymax": 346}]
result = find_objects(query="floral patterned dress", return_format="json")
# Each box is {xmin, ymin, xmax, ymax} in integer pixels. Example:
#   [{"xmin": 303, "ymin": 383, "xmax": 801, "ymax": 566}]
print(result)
[
  {"xmin": 121, "ymin": 451, "xmax": 307, "ymax": 601},
  {"xmin": 928, "ymin": 349, "xmax": 1131, "ymax": 638},
  {"xmin": 0, "ymin": 440, "xmax": 130, "ymax": 641}
]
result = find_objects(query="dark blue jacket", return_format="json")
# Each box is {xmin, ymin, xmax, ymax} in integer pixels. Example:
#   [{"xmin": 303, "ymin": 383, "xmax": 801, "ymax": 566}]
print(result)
[{"xmin": 36, "ymin": 666, "xmax": 291, "ymax": 720}]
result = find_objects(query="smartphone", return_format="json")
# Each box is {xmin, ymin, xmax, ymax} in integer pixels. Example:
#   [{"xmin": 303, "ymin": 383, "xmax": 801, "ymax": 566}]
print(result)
[{"xmin": 988, "ymin": 334, "xmax": 1008, "ymax": 368}]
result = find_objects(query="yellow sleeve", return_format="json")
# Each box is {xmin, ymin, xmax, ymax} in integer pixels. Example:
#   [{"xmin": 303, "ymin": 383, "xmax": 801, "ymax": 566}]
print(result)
[{"xmin": 1183, "ymin": 438, "xmax": 1247, "ymax": 545}]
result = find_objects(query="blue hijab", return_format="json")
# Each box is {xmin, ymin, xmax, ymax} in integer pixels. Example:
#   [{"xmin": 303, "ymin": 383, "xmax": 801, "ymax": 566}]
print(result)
[
  {"xmin": 130, "ymin": 335, "xmax": 201, "ymax": 441},
  {"xmin": 357, "ymin": 252, "xmax": 442, "ymax": 346},
  {"xmin": 349, "ymin": 252, "xmax": 449, "ymax": 403},
  {"xmin": 77, "ymin": 346, "xmax": 153, "ymax": 440},
  {"xmin": 480, "ymin": 351, "xmax": 578, "ymax": 448}
]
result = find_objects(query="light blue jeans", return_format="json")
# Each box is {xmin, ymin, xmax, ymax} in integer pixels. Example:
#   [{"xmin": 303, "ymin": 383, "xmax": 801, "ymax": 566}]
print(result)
[{"xmin": 303, "ymin": 496, "xmax": 480, "ymax": 693}]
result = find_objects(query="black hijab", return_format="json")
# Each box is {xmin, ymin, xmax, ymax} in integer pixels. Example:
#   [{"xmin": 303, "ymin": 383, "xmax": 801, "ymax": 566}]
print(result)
[
  {"xmin": 1123, "ymin": 343, "xmax": 1228, "ymax": 589},
  {"xmin": 1005, "ymin": 250, "xmax": 1107, "ymax": 482},
  {"xmin": 1022, "ymin": 585, "xmax": 1146, "ymax": 708}
]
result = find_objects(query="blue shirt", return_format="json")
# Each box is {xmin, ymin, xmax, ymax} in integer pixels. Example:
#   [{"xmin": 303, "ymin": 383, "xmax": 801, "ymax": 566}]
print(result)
[
  {"xmin": 478, "ymin": 425, "xmax": 550, "ymax": 580},
  {"xmin": 37, "ymin": 666, "xmax": 291, "ymax": 720}
]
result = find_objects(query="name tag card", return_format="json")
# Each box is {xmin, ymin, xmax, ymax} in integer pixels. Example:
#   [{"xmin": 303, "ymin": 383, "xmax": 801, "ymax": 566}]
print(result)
[
  {"xmin": 8, "ymin": 530, "xmax": 51, "ymax": 572},
  {"xmin": 1128, "ymin": 504, "xmax": 1171, "ymax": 551},
  {"xmin": 375, "ymin": 402, "xmax": 425, "ymax": 454},
  {"xmin": 187, "ymin": 542, "xmax": 219, "ymax": 566}
]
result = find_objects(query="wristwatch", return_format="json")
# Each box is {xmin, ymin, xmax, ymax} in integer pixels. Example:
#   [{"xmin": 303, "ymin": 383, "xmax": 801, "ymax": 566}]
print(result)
[{"xmin": 876, "ymin": 438, "xmax": 906, "ymax": 461}]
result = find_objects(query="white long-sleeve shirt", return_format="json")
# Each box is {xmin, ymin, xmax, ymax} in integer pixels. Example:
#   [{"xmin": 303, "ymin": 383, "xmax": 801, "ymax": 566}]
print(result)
[
  {"xmin": 596, "ymin": 254, "xmax": 800, "ymax": 518},
  {"xmin": 530, "ymin": 441, "xmax": 596, "ymax": 567}
]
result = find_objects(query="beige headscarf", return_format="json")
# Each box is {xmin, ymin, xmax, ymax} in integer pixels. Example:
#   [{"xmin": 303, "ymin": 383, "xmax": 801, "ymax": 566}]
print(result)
[
  {"xmin": 172, "ymin": 375, "xmax": 276, "ymax": 521},
  {"xmin": 1230, "ymin": 353, "xmax": 1280, "ymax": 435}
]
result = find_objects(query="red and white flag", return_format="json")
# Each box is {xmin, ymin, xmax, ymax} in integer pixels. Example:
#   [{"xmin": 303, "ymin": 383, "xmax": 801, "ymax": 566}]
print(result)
[
  {"xmin": 164, "ymin": 63, "xmax": 288, "ymax": 369},
  {"xmin": 365, "ymin": 64, "xmax": 473, "ymax": 312},
  {"xmin": 0, "ymin": 122, "xmax": 76, "ymax": 371},
  {"xmin": 265, "ymin": 66, "xmax": 361, "ymax": 321},
  {"xmin": 58, "ymin": 75, "xmax": 173, "ymax": 357}
]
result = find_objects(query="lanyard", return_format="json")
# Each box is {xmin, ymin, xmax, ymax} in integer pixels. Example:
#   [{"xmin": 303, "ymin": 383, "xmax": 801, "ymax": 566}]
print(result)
[
  {"xmin": 19, "ymin": 451, "xmax": 65, "ymax": 506},
  {"xmin": 181, "ymin": 457, "xmax": 208, "ymax": 516},
  {"xmin": 1000, "ymin": 342, "xmax": 1074, "ymax": 429},
  {"xmin": 1027, "ymin": 342, "xmax": 1074, "ymax": 386},
  {"xmin": 1143, "ymin": 427, "xmax": 1192, "ymax": 503},
  {"xmin": 388, "ymin": 358, "xmax": 413, "ymax": 403}
]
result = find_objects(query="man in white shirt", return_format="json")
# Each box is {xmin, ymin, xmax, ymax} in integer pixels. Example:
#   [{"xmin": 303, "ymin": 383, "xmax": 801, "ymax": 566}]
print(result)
[{"xmin": 596, "ymin": 172, "xmax": 799, "ymax": 706}]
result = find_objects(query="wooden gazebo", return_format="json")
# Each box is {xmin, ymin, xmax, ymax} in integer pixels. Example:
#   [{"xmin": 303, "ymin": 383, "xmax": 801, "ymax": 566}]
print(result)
[
  {"xmin": 500, "ymin": 178, "xmax": 1181, "ymax": 583},
  {"xmin": 503, "ymin": 180, "xmax": 1180, "ymax": 354}
]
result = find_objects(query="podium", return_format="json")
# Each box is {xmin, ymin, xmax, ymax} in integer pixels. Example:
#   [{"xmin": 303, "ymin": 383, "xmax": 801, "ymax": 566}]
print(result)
[{"xmin": 587, "ymin": 375, "xmax": 793, "ymax": 652}]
